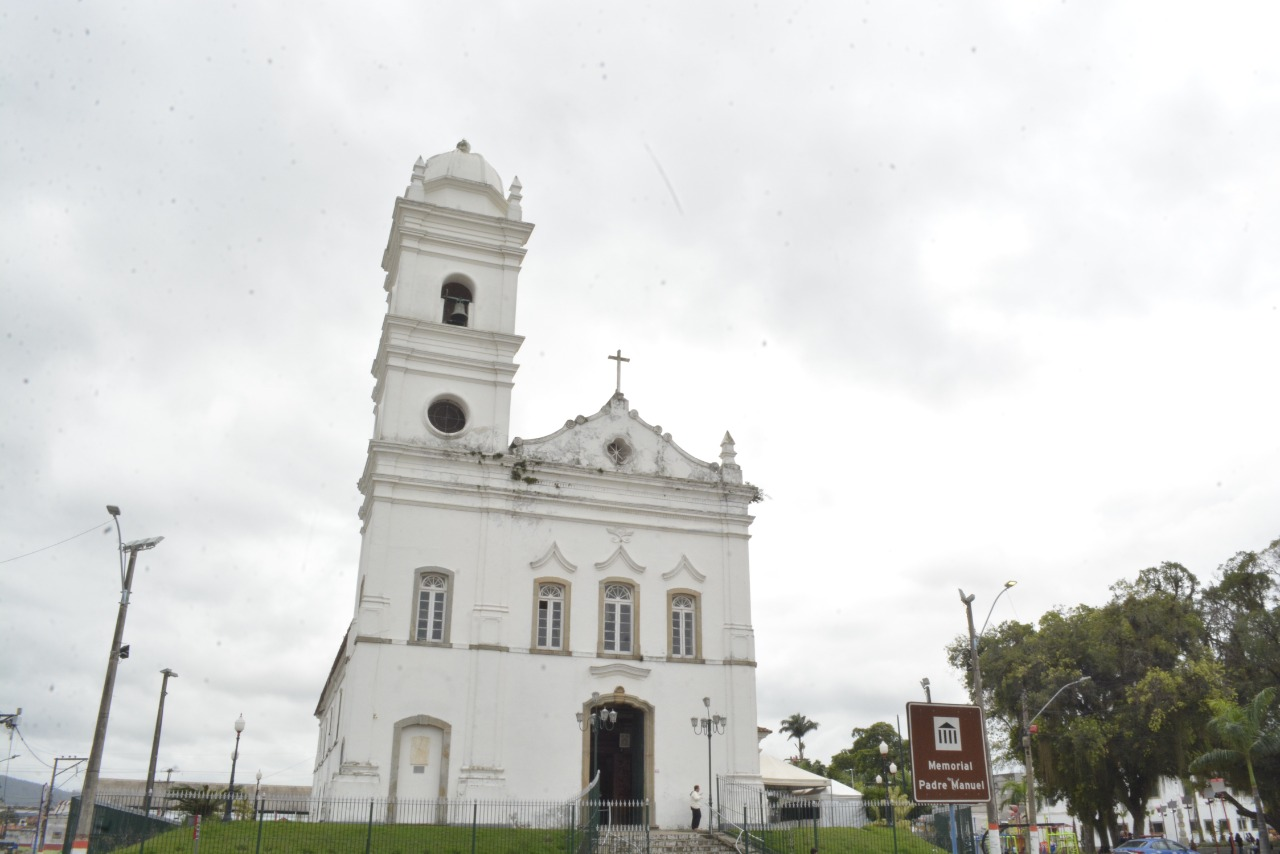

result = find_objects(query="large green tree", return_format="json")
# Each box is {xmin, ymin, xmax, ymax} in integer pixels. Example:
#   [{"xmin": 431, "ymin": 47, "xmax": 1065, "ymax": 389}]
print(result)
[
  {"xmin": 1190, "ymin": 688, "xmax": 1280, "ymax": 854},
  {"xmin": 779, "ymin": 713, "xmax": 819, "ymax": 761},
  {"xmin": 957, "ymin": 563, "xmax": 1224, "ymax": 851},
  {"xmin": 1201, "ymin": 543, "xmax": 1280, "ymax": 696},
  {"xmin": 1199, "ymin": 540, "xmax": 1280, "ymax": 815}
]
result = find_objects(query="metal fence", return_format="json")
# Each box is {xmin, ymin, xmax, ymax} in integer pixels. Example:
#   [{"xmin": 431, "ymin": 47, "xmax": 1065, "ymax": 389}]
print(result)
[
  {"xmin": 716, "ymin": 778, "xmax": 975, "ymax": 854},
  {"xmin": 66, "ymin": 788, "xmax": 651, "ymax": 854}
]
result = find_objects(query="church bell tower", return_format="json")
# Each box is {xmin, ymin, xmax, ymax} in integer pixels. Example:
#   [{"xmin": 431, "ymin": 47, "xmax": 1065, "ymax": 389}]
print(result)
[{"xmin": 371, "ymin": 139, "xmax": 533, "ymax": 455}]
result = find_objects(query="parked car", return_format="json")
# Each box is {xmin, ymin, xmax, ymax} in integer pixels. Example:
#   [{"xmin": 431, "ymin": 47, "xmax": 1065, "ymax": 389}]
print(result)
[{"xmin": 1115, "ymin": 838, "xmax": 1196, "ymax": 854}]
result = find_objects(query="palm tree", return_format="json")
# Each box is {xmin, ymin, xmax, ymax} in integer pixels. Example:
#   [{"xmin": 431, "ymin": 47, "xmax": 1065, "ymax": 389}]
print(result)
[
  {"xmin": 779, "ymin": 713, "xmax": 820, "ymax": 761},
  {"xmin": 1190, "ymin": 687, "xmax": 1280, "ymax": 854}
]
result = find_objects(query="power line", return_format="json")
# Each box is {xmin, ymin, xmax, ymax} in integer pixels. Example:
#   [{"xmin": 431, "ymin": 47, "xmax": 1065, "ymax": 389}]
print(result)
[
  {"xmin": 0, "ymin": 520, "xmax": 110, "ymax": 565},
  {"xmin": 13, "ymin": 727, "xmax": 53, "ymax": 769}
]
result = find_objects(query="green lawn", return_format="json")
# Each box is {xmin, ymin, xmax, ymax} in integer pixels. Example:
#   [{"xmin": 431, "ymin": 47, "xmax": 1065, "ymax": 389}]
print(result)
[
  {"xmin": 744, "ymin": 824, "xmax": 952, "ymax": 854},
  {"xmin": 108, "ymin": 819, "xmax": 951, "ymax": 854},
  {"xmin": 110, "ymin": 820, "xmax": 580, "ymax": 854}
]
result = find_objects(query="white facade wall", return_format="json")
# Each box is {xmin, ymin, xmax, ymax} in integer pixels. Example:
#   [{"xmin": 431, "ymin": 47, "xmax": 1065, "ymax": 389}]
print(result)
[{"xmin": 313, "ymin": 143, "xmax": 763, "ymax": 829}]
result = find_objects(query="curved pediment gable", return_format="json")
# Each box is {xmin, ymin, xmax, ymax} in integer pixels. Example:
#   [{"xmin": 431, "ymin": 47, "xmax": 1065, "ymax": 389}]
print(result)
[
  {"xmin": 595, "ymin": 545, "xmax": 646, "ymax": 575},
  {"xmin": 509, "ymin": 393, "xmax": 732, "ymax": 482},
  {"xmin": 529, "ymin": 542, "xmax": 577, "ymax": 574},
  {"xmin": 661, "ymin": 555, "xmax": 706, "ymax": 584}
]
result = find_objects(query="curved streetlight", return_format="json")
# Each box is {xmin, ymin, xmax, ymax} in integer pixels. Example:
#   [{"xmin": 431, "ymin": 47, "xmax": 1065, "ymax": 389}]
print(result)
[
  {"xmin": 225, "ymin": 714, "xmax": 245, "ymax": 820},
  {"xmin": 959, "ymin": 580, "xmax": 1016, "ymax": 854},
  {"xmin": 1022, "ymin": 676, "xmax": 1091, "ymax": 854},
  {"xmin": 76, "ymin": 506, "xmax": 164, "ymax": 846}
]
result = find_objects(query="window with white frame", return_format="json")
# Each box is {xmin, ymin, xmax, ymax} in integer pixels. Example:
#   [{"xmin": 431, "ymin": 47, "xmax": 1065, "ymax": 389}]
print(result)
[
  {"xmin": 671, "ymin": 594, "xmax": 697, "ymax": 658},
  {"xmin": 416, "ymin": 572, "xmax": 449, "ymax": 642},
  {"xmin": 603, "ymin": 583, "xmax": 634, "ymax": 654},
  {"xmin": 537, "ymin": 583, "xmax": 565, "ymax": 650}
]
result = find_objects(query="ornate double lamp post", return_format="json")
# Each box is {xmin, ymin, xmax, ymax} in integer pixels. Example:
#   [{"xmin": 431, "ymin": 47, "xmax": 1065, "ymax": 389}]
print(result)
[
  {"xmin": 224, "ymin": 714, "xmax": 245, "ymax": 820},
  {"xmin": 878, "ymin": 740, "xmax": 900, "ymax": 854},
  {"xmin": 576, "ymin": 692, "xmax": 617, "ymax": 787},
  {"xmin": 691, "ymin": 697, "xmax": 727, "ymax": 833}
]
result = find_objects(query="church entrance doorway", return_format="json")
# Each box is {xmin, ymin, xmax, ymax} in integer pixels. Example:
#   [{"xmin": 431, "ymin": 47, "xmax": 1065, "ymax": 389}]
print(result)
[{"xmin": 592, "ymin": 704, "xmax": 645, "ymax": 825}]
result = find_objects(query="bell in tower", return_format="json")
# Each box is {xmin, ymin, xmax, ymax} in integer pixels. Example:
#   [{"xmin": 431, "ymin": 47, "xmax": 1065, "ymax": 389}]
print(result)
[{"xmin": 441, "ymin": 282, "xmax": 472, "ymax": 327}]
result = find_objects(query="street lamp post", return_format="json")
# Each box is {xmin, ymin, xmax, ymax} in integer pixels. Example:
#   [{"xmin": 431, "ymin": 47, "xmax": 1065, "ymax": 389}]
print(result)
[
  {"xmin": 879, "ymin": 740, "xmax": 900, "ymax": 854},
  {"xmin": 225, "ymin": 714, "xmax": 245, "ymax": 820},
  {"xmin": 143, "ymin": 668, "xmax": 178, "ymax": 816},
  {"xmin": 576, "ymin": 693, "xmax": 617, "ymax": 787},
  {"xmin": 1021, "ymin": 677, "xmax": 1090, "ymax": 854},
  {"xmin": 75, "ymin": 506, "xmax": 164, "ymax": 845},
  {"xmin": 1018, "ymin": 676, "xmax": 1090, "ymax": 854},
  {"xmin": 691, "ymin": 697, "xmax": 727, "ymax": 833},
  {"xmin": 960, "ymin": 580, "xmax": 1016, "ymax": 854},
  {"xmin": 254, "ymin": 770, "xmax": 263, "ymax": 820}
]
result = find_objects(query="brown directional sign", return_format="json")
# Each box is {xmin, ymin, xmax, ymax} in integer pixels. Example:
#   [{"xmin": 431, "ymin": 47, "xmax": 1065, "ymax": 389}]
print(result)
[{"xmin": 906, "ymin": 702, "xmax": 992, "ymax": 804}]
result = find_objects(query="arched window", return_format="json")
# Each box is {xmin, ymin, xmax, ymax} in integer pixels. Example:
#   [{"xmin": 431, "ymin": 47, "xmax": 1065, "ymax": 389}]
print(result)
[
  {"xmin": 603, "ymin": 583, "xmax": 634, "ymax": 654},
  {"xmin": 441, "ymin": 282, "xmax": 472, "ymax": 327},
  {"xmin": 671, "ymin": 594, "xmax": 697, "ymax": 658},
  {"xmin": 537, "ymin": 583, "xmax": 565, "ymax": 650},
  {"xmin": 415, "ymin": 572, "xmax": 450, "ymax": 643}
]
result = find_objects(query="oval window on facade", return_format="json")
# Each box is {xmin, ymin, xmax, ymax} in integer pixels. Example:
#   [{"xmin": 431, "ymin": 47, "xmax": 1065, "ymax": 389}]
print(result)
[{"xmin": 427, "ymin": 399, "xmax": 466, "ymax": 434}]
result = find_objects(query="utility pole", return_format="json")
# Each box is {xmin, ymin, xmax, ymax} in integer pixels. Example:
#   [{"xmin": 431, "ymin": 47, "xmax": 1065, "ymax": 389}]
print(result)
[
  {"xmin": 1, "ymin": 708, "xmax": 19, "ymax": 806},
  {"xmin": 960, "ymin": 590, "xmax": 1000, "ymax": 854},
  {"xmin": 75, "ymin": 506, "xmax": 164, "ymax": 846},
  {"xmin": 40, "ymin": 756, "xmax": 86, "ymax": 853},
  {"xmin": 1022, "ymin": 691, "xmax": 1038, "ymax": 854},
  {"xmin": 143, "ymin": 669, "xmax": 178, "ymax": 816}
]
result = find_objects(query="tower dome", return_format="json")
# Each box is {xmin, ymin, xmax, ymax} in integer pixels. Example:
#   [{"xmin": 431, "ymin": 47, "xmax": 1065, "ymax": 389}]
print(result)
[{"xmin": 405, "ymin": 139, "xmax": 517, "ymax": 219}]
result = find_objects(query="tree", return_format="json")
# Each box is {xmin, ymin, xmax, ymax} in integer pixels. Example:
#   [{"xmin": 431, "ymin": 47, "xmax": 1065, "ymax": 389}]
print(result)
[
  {"xmin": 1000, "ymin": 778, "xmax": 1027, "ymax": 814},
  {"xmin": 829, "ymin": 722, "xmax": 908, "ymax": 788},
  {"xmin": 956, "ymin": 562, "xmax": 1224, "ymax": 851},
  {"xmin": 1190, "ymin": 688, "xmax": 1280, "ymax": 854},
  {"xmin": 779, "ymin": 714, "xmax": 819, "ymax": 761},
  {"xmin": 167, "ymin": 784, "xmax": 231, "ymax": 819}
]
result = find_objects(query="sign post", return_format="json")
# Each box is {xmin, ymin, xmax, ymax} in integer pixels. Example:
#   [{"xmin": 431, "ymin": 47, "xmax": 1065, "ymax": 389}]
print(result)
[{"xmin": 906, "ymin": 702, "xmax": 993, "ymax": 803}]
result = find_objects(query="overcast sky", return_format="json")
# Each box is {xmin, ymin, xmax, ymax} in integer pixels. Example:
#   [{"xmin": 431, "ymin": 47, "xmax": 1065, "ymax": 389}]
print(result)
[{"xmin": 3, "ymin": 1, "xmax": 1279, "ymax": 793}]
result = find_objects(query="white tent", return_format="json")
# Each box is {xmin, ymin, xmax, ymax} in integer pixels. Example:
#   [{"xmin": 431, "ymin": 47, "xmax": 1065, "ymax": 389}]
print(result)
[
  {"xmin": 760, "ymin": 753, "xmax": 831, "ymax": 794},
  {"xmin": 758, "ymin": 754, "xmax": 866, "ymax": 828}
]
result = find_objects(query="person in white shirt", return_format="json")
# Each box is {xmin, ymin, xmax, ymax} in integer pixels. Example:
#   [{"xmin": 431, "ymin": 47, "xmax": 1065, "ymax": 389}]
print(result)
[{"xmin": 689, "ymin": 784, "xmax": 702, "ymax": 830}]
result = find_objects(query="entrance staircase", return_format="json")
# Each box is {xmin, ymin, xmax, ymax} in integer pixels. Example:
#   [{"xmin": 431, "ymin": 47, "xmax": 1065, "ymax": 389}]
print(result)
[{"xmin": 645, "ymin": 829, "xmax": 739, "ymax": 853}]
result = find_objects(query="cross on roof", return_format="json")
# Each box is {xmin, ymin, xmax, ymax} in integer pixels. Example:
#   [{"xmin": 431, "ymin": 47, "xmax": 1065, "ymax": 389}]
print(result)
[{"xmin": 608, "ymin": 349, "xmax": 630, "ymax": 394}]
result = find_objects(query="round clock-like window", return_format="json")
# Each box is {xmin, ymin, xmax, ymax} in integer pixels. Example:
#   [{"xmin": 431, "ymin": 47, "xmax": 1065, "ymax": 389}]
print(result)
[{"xmin": 427, "ymin": 399, "xmax": 466, "ymax": 434}]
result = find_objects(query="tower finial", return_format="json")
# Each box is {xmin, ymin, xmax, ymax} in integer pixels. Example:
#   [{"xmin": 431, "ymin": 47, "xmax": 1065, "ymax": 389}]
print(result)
[
  {"xmin": 507, "ymin": 176, "xmax": 524, "ymax": 221},
  {"xmin": 456, "ymin": 139, "xmax": 471, "ymax": 153},
  {"xmin": 720, "ymin": 432, "xmax": 738, "ymax": 467}
]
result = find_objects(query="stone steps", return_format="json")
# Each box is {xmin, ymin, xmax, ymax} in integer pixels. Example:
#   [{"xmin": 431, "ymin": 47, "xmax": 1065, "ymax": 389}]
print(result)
[{"xmin": 645, "ymin": 829, "xmax": 738, "ymax": 853}]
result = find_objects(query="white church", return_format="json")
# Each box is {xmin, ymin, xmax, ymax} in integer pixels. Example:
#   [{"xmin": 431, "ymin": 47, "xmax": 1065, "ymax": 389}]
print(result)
[{"xmin": 312, "ymin": 142, "xmax": 765, "ymax": 828}]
